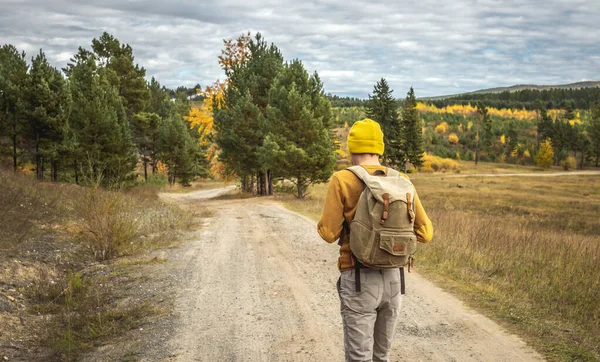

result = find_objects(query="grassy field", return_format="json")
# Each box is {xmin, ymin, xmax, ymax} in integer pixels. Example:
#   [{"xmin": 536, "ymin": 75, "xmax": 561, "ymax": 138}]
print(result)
[{"xmin": 281, "ymin": 163, "xmax": 600, "ymax": 362}]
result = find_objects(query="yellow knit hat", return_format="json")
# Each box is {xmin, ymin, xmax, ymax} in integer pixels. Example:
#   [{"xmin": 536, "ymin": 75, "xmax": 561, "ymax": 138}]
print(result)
[{"xmin": 347, "ymin": 118, "xmax": 384, "ymax": 155}]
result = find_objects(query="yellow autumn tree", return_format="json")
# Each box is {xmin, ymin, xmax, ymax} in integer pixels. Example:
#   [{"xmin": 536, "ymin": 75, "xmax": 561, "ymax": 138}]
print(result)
[
  {"xmin": 182, "ymin": 33, "xmax": 252, "ymax": 181},
  {"xmin": 416, "ymin": 102, "xmax": 538, "ymax": 121},
  {"xmin": 184, "ymin": 81, "xmax": 226, "ymax": 145},
  {"xmin": 218, "ymin": 32, "xmax": 251, "ymax": 77},
  {"xmin": 448, "ymin": 133, "xmax": 459, "ymax": 144},
  {"xmin": 184, "ymin": 82, "xmax": 230, "ymax": 180},
  {"xmin": 535, "ymin": 139, "xmax": 554, "ymax": 169},
  {"xmin": 435, "ymin": 122, "xmax": 449, "ymax": 133}
]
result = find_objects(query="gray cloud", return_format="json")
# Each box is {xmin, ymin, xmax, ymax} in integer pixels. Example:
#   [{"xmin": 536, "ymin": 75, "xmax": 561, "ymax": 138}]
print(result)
[{"xmin": 0, "ymin": 0, "xmax": 598, "ymax": 97}]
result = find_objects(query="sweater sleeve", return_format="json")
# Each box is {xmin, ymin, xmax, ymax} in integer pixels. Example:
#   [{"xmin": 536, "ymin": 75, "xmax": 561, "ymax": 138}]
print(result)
[
  {"xmin": 413, "ymin": 189, "xmax": 433, "ymax": 243},
  {"xmin": 317, "ymin": 175, "xmax": 345, "ymax": 243}
]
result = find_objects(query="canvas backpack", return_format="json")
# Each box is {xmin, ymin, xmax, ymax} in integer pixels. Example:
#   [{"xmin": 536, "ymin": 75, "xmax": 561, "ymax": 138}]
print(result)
[{"xmin": 346, "ymin": 166, "xmax": 417, "ymax": 269}]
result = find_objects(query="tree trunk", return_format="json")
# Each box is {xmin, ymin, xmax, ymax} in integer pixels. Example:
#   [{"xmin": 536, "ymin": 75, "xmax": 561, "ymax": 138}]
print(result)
[
  {"xmin": 35, "ymin": 133, "xmax": 43, "ymax": 181},
  {"xmin": 12, "ymin": 133, "xmax": 17, "ymax": 173},
  {"xmin": 250, "ymin": 175, "xmax": 256, "ymax": 196},
  {"xmin": 151, "ymin": 156, "xmax": 157, "ymax": 175},
  {"xmin": 580, "ymin": 150, "xmax": 585, "ymax": 169},
  {"xmin": 52, "ymin": 160, "xmax": 58, "ymax": 182},
  {"xmin": 4, "ymin": 98, "xmax": 17, "ymax": 173},
  {"xmin": 143, "ymin": 158, "xmax": 148, "ymax": 182},
  {"xmin": 267, "ymin": 170, "xmax": 273, "ymax": 196},
  {"xmin": 74, "ymin": 160, "xmax": 79, "ymax": 184},
  {"xmin": 258, "ymin": 172, "xmax": 264, "ymax": 196},
  {"xmin": 263, "ymin": 171, "xmax": 269, "ymax": 196},
  {"xmin": 475, "ymin": 136, "xmax": 479, "ymax": 165},
  {"xmin": 169, "ymin": 169, "xmax": 175, "ymax": 186}
]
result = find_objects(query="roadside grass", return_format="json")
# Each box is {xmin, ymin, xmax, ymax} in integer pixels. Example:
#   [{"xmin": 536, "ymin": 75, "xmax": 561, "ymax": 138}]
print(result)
[
  {"xmin": 282, "ymin": 172, "xmax": 600, "ymax": 362},
  {"xmin": 277, "ymin": 183, "xmax": 327, "ymax": 221},
  {"xmin": 161, "ymin": 179, "xmax": 232, "ymax": 193},
  {"xmin": 25, "ymin": 269, "xmax": 168, "ymax": 360},
  {"xmin": 454, "ymin": 160, "xmax": 542, "ymax": 174},
  {"xmin": 0, "ymin": 169, "xmax": 197, "ymax": 361}
]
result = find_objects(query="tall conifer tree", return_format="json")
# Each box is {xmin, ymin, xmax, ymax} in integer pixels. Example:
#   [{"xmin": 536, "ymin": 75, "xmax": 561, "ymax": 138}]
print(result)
[
  {"xmin": 91, "ymin": 32, "xmax": 149, "ymax": 117},
  {"xmin": 214, "ymin": 33, "xmax": 284, "ymax": 195},
  {"xmin": 0, "ymin": 45, "xmax": 29, "ymax": 172},
  {"xmin": 589, "ymin": 103, "xmax": 600, "ymax": 167},
  {"xmin": 66, "ymin": 50, "xmax": 136, "ymax": 186},
  {"xmin": 260, "ymin": 60, "xmax": 335, "ymax": 198},
  {"xmin": 365, "ymin": 78, "xmax": 403, "ymax": 166},
  {"xmin": 26, "ymin": 50, "xmax": 71, "ymax": 181},
  {"xmin": 401, "ymin": 87, "xmax": 424, "ymax": 170}
]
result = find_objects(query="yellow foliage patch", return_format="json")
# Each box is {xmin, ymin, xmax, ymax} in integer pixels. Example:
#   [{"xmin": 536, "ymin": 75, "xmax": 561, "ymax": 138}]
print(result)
[
  {"xmin": 417, "ymin": 102, "xmax": 538, "ymax": 121},
  {"xmin": 184, "ymin": 81, "xmax": 226, "ymax": 146},
  {"xmin": 156, "ymin": 161, "xmax": 168, "ymax": 176},
  {"xmin": 435, "ymin": 122, "xmax": 449, "ymax": 133},
  {"xmin": 448, "ymin": 133, "xmax": 459, "ymax": 144},
  {"xmin": 535, "ymin": 139, "xmax": 554, "ymax": 169},
  {"xmin": 419, "ymin": 153, "xmax": 460, "ymax": 173}
]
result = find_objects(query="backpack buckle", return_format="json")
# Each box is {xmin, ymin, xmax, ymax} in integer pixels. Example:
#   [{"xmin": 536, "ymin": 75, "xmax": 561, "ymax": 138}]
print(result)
[{"xmin": 380, "ymin": 193, "xmax": 390, "ymax": 225}]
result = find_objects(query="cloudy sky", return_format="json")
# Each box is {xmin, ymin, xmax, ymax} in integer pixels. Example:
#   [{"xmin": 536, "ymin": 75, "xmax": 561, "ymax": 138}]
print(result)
[{"xmin": 1, "ymin": 0, "xmax": 599, "ymax": 98}]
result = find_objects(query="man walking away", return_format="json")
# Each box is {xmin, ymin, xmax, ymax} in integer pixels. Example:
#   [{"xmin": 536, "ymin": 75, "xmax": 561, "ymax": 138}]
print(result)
[{"xmin": 317, "ymin": 118, "xmax": 433, "ymax": 362}]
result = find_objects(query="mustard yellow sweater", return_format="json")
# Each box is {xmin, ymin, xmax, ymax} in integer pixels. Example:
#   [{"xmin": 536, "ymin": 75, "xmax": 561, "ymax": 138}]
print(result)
[{"xmin": 317, "ymin": 165, "xmax": 433, "ymax": 271}]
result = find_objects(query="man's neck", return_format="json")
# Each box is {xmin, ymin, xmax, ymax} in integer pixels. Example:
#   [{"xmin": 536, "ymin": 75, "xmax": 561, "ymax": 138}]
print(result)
[{"xmin": 351, "ymin": 154, "xmax": 381, "ymax": 166}]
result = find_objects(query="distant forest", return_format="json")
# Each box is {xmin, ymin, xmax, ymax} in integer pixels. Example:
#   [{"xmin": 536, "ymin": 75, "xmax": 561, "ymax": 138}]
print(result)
[
  {"xmin": 429, "ymin": 87, "xmax": 600, "ymax": 110},
  {"xmin": 326, "ymin": 94, "xmax": 368, "ymax": 108},
  {"xmin": 328, "ymin": 87, "xmax": 600, "ymax": 111}
]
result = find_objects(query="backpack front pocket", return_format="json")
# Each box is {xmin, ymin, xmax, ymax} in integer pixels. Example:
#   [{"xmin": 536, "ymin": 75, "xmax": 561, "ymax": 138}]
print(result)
[
  {"xmin": 350, "ymin": 219, "xmax": 376, "ymax": 263},
  {"xmin": 378, "ymin": 231, "xmax": 416, "ymax": 257}
]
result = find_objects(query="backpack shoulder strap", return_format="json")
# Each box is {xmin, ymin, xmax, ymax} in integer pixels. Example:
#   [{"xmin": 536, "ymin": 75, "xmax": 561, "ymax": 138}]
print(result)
[
  {"xmin": 386, "ymin": 168, "xmax": 401, "ymax": 178},
  {"xmin": 346, "ymin": 165, "xmax": 371, "ymax": 182}
]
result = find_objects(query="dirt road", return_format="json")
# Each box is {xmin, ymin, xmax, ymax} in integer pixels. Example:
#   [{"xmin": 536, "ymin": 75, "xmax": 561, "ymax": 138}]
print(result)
[{"xmin": 152, "ymin": 189, "xmax": 544, "ymax": 362}]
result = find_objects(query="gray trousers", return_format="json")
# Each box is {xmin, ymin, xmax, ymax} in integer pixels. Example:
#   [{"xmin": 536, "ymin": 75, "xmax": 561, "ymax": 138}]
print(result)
[{"xmin": 337, "ymin": 268, "xmax": 403, "ymax": 362}]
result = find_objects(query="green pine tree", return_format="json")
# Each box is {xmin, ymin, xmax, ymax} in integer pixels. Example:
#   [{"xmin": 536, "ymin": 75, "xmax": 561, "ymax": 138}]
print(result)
[
  {"xmin": 401, "ymin": 87, "xmax": 424, "ymax": 170},
  {"xmin": 91, "ymin": 32, "xmax": 149, "ymax": 117},
  {"xmin": 589, "ymin": 103, "xmax": 600, "ymax": 167},
  {"xmin": 214, "ymin": 33, "xmax": 284, "ymax": 195},
  {"xmin": 536, "ymin": 101, "xmax": 554, "ymax": 147},
  {"xmin": 158, "ymin": 116, "xmax": 206, "ymax": 186},
  {"xmin": 260, "ymin": 60, "xmax": 336, "ymax": 198},
  {"xmin": 66, "ymin": 50, "xmax": 137, "ymax": 186},
  {"xmin": 131, "ymin": 112, "xmax": 162, "ymax": 181},
  {"xmin": 475, "ymin": 102, "xmax": 492, "ymax": 165},
  {"xmin": 147, "ymin": 77, "xmax": 172, "ymax": 120},
  {"xmin": 26, "ymin": 50, "xmax": 72, "ymax": 181},
  {"xmin": 214, "ymin": 89, "xmax": 264, "ymax": 189},
  {"xmin": 365, "ymin": 78, "xmax": 403, "ymax": 167},
  {"xmin": 0, "ymin": 45, "xmax": 29, "ymax": 172}
]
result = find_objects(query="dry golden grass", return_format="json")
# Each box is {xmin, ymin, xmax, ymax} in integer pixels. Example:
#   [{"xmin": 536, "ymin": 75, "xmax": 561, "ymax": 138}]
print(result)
[
  {"xmin": 163, "ymin": 179, "xmax": 232, "ymax": 193},
  {"xmin": 454, "ymin": 160, "xmax": 559, "ymax": 174},
  {"xmin": 0, "ymin": 169, "xmax": 196, "ymax": 360},
  {"xmin": 283, "ymin": 171, "xmax": 600, "ymax": 362}
]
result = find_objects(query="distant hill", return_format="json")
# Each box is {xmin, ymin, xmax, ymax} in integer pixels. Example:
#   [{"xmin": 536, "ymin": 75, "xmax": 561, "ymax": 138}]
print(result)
[{"xmin": 422, "ymin": 81, "xmax": 600, "ymax": 101}]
